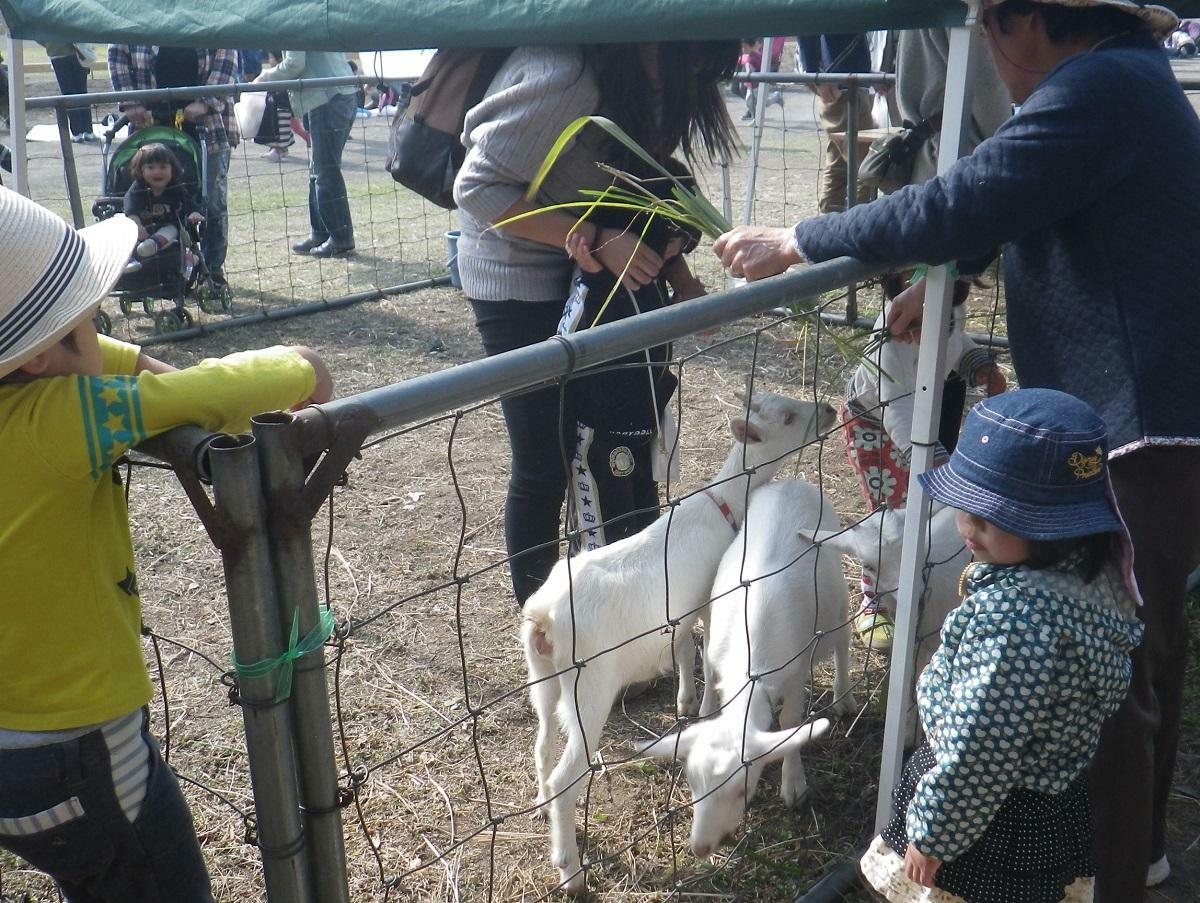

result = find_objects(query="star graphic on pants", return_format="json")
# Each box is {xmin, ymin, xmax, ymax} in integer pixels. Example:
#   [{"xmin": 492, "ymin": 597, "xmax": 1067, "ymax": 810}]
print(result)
[
  {"xmin": 576, "ymin": 464, "xmax": 587, "ymax": 475},
  {"xmin": 581, "ymin": 496, "xmax": 592, "ymax": 508}
]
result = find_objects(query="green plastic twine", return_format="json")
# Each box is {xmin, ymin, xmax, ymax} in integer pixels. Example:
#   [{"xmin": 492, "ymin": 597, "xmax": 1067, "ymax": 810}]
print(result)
[{"xmin": 232, "ymin": 608, "xmax": 335, "ymax": 703}]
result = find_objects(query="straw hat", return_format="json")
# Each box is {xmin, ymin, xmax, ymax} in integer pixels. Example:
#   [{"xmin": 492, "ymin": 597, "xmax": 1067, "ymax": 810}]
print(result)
[
  {"xmin": 980, "ymin": 0, "xmax": 1179, "ymax": 36},
  {"xmin": 0, "ymin": 188, "xmax": 137, "ymax": 378}
]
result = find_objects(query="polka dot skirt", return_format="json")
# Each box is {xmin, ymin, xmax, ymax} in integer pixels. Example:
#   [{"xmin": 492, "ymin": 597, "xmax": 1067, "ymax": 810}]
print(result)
[{"xmin": 863, "ymin": 743, "xmax": 1095, "ymax": 903}]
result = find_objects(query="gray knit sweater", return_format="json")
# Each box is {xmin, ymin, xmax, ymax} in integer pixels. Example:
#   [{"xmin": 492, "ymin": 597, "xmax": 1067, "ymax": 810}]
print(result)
[
  {"xmin": 896, "ymin": 29, "xmax": 1012, "ymax": 184},
  {"xmin": 454, "ymin": 46, "xmax": 615, "ymax": 303}
]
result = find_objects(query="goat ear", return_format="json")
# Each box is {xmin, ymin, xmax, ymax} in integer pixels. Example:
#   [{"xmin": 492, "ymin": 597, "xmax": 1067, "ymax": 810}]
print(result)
[
  {"xmin": 799, "ymin": 527, "xmax": 855, "ymax": 559},
  {"xmin": 744, "ymin": 718, "xmax": 831, "ymax": 765},
  {"xmin": 639, "ymin": 729, "xmax": 696, "ymax": 762},
  {"xmin": 731, "ymin": 417, "xmax": 765, "ymax": 445},
  {"xmin": 734, "ymin": 375, "xmax": 762, "ymax": 410}
]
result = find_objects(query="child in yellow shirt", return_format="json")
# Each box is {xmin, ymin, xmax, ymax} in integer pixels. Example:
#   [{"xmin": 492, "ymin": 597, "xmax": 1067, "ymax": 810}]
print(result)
[{"xmin": 0, "ymin": 188, "xmax": 332, "ymax": 902}]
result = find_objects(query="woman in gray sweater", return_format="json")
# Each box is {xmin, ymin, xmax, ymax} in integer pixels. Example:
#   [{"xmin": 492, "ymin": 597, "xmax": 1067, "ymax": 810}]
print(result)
[{"xmin": 454, "ymin": 43, "xmax": 735, "ymax": 604}]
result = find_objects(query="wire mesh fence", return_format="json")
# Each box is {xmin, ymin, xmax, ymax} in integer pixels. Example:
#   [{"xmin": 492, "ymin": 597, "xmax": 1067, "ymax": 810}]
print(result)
[{"xmin": 1, "ymin": 51, "xmax": 1027, "ymax": 903}]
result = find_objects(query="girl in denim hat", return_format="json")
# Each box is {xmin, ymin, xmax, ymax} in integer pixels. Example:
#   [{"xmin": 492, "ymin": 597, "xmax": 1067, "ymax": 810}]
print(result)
[{"xmin": 859, "ymin": 388, "xmax": 1143, "ymax": 903}]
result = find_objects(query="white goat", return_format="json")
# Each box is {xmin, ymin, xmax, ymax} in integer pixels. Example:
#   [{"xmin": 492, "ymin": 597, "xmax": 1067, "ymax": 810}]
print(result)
[
  {"xmin": 813, "ymin": 503, "xmax": 969, "ymax": 743},
  {"xmin": 522, "ymin": 393, "xmax": 836, "ymax": 895},
  {"xmin": 640, "ymin": 479, "xmax": 853, "ymax": 857}
]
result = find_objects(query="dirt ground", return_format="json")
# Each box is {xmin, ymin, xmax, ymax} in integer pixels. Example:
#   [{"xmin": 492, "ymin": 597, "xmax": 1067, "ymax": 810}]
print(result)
[{"xmin": 3, "ymin": 63, "xmax": 1199, "ymax": 903}]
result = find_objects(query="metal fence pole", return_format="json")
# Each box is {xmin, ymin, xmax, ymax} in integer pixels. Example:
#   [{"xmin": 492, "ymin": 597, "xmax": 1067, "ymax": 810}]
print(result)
[
  {"xmin": 55, "ymin": 104, "xmax": 85, "ymax": 226},
  {"xmin": 253, "ymin": 415, "xmax": 351, "ymax": 903},
  {"xmin": 844, "ymin": 83, "xmax": 861, "ymax": 323},
  {"xmin": 6, "ymin": 35, "xmax": 28, "ymax": 195},
  {"xmin": 875, "ymin": 3, "xmax": 983, "ymax": 830},
  {"xmin": 208, "ymin": 434, "xmax": 314, "ymax": 903}
]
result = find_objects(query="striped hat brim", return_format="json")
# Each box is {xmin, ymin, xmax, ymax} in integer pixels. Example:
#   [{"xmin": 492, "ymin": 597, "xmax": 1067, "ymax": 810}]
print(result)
[{"xmin": 0, "ymin": 210, "xmax": 137, "ymax": 378}]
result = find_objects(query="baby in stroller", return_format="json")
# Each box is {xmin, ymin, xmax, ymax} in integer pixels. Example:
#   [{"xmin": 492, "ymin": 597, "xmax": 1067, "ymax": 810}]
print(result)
[{"xmin": 122, "ymin": 143, "xmax": 204, "ymax": 274}]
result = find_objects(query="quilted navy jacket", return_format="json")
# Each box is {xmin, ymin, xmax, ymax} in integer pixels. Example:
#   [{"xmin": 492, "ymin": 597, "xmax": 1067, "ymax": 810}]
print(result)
[{"xmin": 794, "ymin": 32, "xmax": 1200, "ymax": 455}]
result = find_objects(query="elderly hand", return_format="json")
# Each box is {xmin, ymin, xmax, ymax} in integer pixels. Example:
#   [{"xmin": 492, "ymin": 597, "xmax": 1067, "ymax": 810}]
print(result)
[
  {"xmin": 182, "ymin": 101, "xmax": 209, "ymax": 123},
  {"xmin": 713, "ymin": 226, "xmax": 803, "ymax": 281},
  {"xmin": 904, "ymin": 845, "xmax": 941, "ymax": 887},
  {"xmin": 123, "ymin": 103, "xmax": 152, "ymax": 129},
  {"xmin": 811, "ymin": 84, "xmax": 841, "ymax": 104}
]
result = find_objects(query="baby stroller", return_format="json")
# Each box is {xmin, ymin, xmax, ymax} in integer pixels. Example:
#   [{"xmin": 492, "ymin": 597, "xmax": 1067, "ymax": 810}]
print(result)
[{"xmin": 91, "ymin": 118, "xmax": 232, "ymax": 334}]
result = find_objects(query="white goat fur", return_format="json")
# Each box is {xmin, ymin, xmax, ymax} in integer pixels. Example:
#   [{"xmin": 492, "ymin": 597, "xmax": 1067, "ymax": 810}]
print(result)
[
  {"xmin": 521, "ymin": 393, "xmax": 836, "ymax": 895},
  {"xmin": 641, "ymin": 479, "xmax": 852, "ymax": 857},
  {"xmin": 815, "ymin": 503, "xmax": 969, "ymax": 743}
]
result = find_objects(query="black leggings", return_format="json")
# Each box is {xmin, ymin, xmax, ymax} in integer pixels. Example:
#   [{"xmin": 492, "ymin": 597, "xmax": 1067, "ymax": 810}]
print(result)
[{"xmin": 470, "ymin": 299, "xmax": 574, "ymax": 604}]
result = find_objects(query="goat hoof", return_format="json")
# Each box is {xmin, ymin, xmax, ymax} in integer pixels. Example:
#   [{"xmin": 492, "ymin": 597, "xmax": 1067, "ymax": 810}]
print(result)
[
  {"xmin": 831, "ymin": 693, "xmax": 858, "ymax": 718},
  {"xmin": 556, "ymin": 862, "xmax": 586, "ymax": 895},
  {"xmin": 781, "ymin": 783, "xmax": 811, "ymax": 809}
]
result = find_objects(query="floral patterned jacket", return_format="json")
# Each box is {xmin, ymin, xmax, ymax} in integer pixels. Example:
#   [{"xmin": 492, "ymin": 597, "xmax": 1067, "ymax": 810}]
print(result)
[{"xmin": 907, "ymin": 559, "xmax": 1142, "ymax": 862}]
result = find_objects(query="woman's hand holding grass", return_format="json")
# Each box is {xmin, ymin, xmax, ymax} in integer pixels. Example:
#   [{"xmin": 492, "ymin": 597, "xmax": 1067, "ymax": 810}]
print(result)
[{"xmin": 712, "ymin": 226, "xmax": 803, "ymax": 280}]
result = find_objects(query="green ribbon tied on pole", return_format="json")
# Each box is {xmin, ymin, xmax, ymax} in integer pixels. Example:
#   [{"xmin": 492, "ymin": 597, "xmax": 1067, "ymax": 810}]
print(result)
[{"xmin": 232, "ymin": 608, "xmax": 335, "ymax": 703}]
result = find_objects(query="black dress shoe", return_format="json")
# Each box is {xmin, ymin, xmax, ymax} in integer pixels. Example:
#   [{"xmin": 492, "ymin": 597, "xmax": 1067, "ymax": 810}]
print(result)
[
  {"xmin": 310, "ymin": 238, "xmax": 355, "ymax": 258},
  {"xmin": 292, "ymin": 236, "xmax": 326, "ymax": 255}
]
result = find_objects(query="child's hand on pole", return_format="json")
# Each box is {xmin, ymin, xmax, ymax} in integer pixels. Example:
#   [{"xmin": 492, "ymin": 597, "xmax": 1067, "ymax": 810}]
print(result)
[{"xmin": 289, "ymin": 347, "xmax": 334, "ymax": 407}]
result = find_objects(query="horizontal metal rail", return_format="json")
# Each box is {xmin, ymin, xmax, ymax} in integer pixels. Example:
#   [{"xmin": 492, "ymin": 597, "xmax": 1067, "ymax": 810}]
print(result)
[
  {"xmin": 291, "ymin": 257, "xmax": 881, "ymax": 455},
  {"xmin": 24, "ymin": 75, "xmax": 382, "ymax": 111}
]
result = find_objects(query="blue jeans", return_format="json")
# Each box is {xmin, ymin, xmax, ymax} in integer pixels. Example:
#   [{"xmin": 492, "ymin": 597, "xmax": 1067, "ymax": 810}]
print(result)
[
  {"xmin": 202, "ymin": 149, "xmax": 230, "ymax": 273},
  {"xmin": 470, "ymin": 298, "xmax": 575, "ymax": 603},
  {"xmin": 0, "ymin": 722, "xmax": 213, "ymax": 902},
  {"xmin": 304, "ymin": 92, "xmax": 355, "ymax": 246}
]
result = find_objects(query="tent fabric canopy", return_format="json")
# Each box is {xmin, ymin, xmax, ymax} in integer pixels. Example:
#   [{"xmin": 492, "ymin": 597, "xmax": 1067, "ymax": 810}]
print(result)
[
  {"xmin": 8, "ymin": 1, "xmax": 1198, "ymax": 53},
  {"xmin": 6, "ymin": 1, "xmax": 970, "ymax": 52}
]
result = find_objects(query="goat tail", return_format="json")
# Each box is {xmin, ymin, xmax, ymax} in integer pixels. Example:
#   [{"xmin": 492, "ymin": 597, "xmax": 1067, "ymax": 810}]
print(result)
[{"xmin": 522, "ymin": 610, "xmax": 556, "ymax": 661}]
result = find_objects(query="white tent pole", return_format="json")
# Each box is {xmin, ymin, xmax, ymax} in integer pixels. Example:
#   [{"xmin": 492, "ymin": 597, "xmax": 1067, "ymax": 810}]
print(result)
[
  {"xmin": 742, "ymin": 36, "xmax": 776, "ymax": 225},
  {"xmin": 874, "ymin": 0, "xmax": 983, "ymax": 831},
  {"xmin": 5, "ymin": 31, "xmax": 29, "ymax": 196}
]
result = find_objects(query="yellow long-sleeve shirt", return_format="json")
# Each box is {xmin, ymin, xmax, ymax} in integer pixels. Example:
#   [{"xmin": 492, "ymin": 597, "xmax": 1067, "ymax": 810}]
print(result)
[{"xmin": 0, "ymin": 337, "xmax": 315, "ymax": 730}]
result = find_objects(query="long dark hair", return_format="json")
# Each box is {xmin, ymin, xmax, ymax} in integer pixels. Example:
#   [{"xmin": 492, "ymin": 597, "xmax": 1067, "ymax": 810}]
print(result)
[
  {"xmin": 584, "ymin": 41, "xmax": 738, "ymax": 166},
  {"xmin": 1025, "ymin": 531, "xmax": 1119, "ymax": 583}
]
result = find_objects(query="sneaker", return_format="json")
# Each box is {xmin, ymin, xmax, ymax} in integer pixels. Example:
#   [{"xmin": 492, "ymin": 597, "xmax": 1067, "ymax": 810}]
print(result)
[
  {"xmin": 1146, "ymin": 854, "xmax": 1170, "ymax": 887},
  {"xmin": 741, "ymin": 109, "xmax": 755, "ymax": 122},
  {"xmin": 123, "ymin": 258, "xmax": 142, "ymax": 274},
  {"xmin": 854, "ymin": 599, "xmax": 894, "ymax": 653},
  {"xmin": 70, "ymin": 132, "xmax": 97, "ymax": 144},
  {"xmin": 262, "ymin": 147, "xmax": 287, "ymax": 162}
]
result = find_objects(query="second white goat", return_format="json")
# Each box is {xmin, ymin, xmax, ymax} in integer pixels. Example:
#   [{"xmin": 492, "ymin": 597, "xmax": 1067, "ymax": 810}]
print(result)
[{"xmin": 641, "ymin": 479, "xmax": 853, "ymax": 857}]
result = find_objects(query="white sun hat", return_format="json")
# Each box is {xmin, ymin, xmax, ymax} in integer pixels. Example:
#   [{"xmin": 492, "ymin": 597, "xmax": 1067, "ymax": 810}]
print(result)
[
  {"xmin": 979, "ymin": 0, "xmax": 1179, "ymax": 35},
  {"xmin": 0, "ymin": 188, "xmax": 137, "ymax": 378}
]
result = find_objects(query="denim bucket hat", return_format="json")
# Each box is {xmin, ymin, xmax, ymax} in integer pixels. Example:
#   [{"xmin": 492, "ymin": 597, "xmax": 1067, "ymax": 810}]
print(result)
[{"xmin": 918, "ymin": 388, "xmax": 1123, "ymax": 541}]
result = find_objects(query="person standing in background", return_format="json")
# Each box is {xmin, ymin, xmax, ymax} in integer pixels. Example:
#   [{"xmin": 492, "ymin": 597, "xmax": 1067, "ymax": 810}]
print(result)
[
  {"xmin": 40, "ymin": 43, "xmax": 95, "ymax": 142},
  {"xmin": 256, "ymin": 52, "xmax": 357, "ymax": 258},
  {"xmin": 796, "ymin": 32, "xmax": 875, "ymax": 213}
]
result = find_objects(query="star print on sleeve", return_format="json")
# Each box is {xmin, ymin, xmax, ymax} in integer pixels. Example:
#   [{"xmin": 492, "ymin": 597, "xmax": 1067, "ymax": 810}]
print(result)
[{"xmin": 77, "ymin": 376, "xmax": 146, "ymax": 479}]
